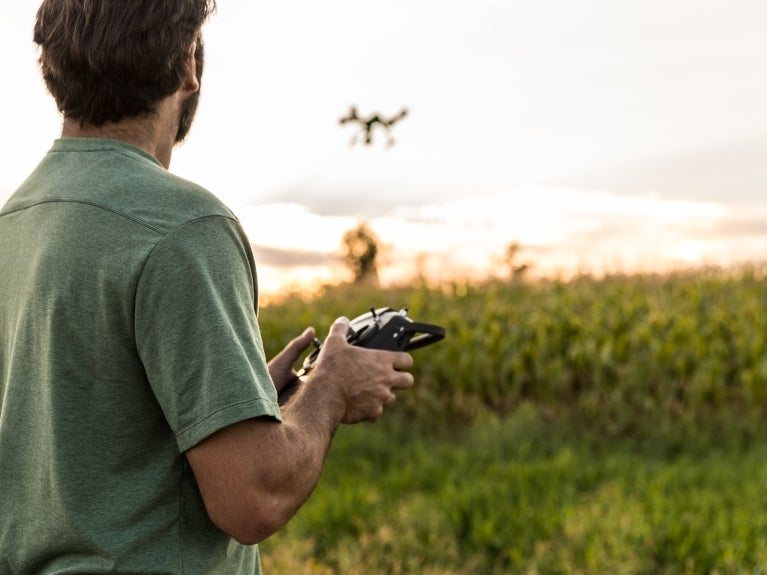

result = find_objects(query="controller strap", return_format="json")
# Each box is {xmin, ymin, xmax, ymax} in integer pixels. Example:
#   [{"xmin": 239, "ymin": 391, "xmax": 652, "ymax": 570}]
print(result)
[{"xmin": 403, "ymin": 322, "xmax": 446, "ymax": 351}]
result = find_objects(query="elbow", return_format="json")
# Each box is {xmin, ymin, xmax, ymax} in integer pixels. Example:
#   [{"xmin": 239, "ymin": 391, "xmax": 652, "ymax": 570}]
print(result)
[
  {"xmin": 206, "ymin": 493, "xmax": 297, "ymax": 546},
  {"xmin": 225, "ymin": 524, "xmax": 277, "ymax": 547},
  {"xmin": 226, "ymin": 517, "xmax": 284, "ymax": 547}
]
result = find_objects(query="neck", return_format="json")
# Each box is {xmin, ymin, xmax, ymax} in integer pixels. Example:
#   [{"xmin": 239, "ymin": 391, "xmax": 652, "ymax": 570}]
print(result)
[{"xmin": 61, "ymin": 97, "xmax": 180, "ymax": 169}]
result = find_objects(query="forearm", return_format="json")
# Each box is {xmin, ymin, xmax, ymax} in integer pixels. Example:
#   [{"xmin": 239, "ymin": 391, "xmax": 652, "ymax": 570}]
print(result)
[
  {"xmin": 187, "ymin": 376, "xmax": 345, "ymax": 544},
  {"xmin": 253, "ymin": 376, "xmax": 346, "ymax": 526}
]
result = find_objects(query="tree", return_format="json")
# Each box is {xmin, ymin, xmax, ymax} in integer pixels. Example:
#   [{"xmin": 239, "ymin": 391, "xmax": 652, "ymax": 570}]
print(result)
[
  {"xmin": 502, "ymin": 241, "xmax": 530, "ymax": 281},
  {"xmin": 341, "ymin": 222, "xmax": 380, "ymax": 284}
]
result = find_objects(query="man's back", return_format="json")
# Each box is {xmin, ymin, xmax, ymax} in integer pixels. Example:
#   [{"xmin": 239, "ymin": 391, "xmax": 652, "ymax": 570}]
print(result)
[{"xmin": 0, "ymin": 138, "xmax": 276, "ymax": 574}]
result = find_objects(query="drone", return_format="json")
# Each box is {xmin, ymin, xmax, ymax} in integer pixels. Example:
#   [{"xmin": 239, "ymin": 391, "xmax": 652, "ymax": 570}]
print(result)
[{"xmin": 339, "ymin": 105, "xmax": 409, "ymax": 148}]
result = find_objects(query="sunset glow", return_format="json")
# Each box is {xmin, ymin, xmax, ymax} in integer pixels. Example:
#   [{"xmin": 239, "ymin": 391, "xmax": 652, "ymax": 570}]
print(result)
[{"xmin": 2, "ymin": 1, "xmax": 767, "ymax": 300}]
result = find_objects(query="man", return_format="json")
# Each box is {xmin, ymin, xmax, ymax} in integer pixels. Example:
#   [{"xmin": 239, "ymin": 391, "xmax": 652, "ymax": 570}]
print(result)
[{"xmin": 0, "ymin": 1, "xmax": 414, "ymax": 573}]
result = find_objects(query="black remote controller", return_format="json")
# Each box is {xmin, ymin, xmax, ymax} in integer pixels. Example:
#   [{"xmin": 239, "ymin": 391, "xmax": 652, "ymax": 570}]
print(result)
[{"xmin": 298, "ymin": 306, "xmax": 446, "ymax": 376}]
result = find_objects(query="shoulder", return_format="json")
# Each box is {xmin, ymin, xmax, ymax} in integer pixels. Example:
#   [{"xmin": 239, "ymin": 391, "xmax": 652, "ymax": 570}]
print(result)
[
  {"xmin": 113, "ymin": 150, "xmax": 236, "ymax": 234},
  {"xmin": 6, "ymin": 138, "xmax": 239, "ymax": 236}
]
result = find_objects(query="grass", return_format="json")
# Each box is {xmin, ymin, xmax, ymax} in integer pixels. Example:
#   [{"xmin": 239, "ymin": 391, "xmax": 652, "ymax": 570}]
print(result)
[
  {"xmin": 260, "ymin": 404, "xmax": 767, "ymax": 574},
  {"xmin": 256, "ymin": 268, "xmax": 767, "ymax": 573}
]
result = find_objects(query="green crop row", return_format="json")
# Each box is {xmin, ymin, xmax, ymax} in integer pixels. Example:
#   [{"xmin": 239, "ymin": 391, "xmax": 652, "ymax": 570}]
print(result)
[{"xmin": 259, "ymin": 265, "xmax": 767, "ymax": 437}]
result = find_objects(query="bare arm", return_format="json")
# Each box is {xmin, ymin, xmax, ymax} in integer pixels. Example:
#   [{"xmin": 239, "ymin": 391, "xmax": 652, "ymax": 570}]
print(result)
[{"xmin": 185, "ymin": 317, "xmax": 414, "ymax": 544}]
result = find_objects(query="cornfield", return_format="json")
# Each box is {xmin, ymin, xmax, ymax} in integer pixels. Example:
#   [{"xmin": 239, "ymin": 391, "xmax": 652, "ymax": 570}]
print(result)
[{"xmin": 260, "ymin": 265, "xmax": 767, "ymax": 437}]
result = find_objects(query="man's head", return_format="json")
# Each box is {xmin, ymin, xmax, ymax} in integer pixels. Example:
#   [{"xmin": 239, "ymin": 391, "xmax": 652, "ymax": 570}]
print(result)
[{"xmin": 34, "ymin": 0, "xmax": 216, "ymax": 141}]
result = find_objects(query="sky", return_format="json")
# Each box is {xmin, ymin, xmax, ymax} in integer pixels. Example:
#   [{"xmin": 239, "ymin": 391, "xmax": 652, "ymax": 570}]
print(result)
[{"xmin": 2, "ymin": 1, "xmax": 767, "ymax": 296}]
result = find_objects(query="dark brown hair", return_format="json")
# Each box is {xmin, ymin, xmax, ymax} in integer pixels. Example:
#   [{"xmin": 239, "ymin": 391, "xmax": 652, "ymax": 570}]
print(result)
[{"xmin": 34, "ymin": 0, "xmax": 216, "ymax": 126}]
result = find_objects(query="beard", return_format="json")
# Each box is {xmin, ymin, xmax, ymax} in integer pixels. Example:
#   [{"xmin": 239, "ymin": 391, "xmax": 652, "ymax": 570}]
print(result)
[
  {"xmin": 175, "ymin": 37, "xmax": 205, "ymax": 144},
  {"xmin": 175, "ymin": 90, "xmax": 200, "ymax": 144}
]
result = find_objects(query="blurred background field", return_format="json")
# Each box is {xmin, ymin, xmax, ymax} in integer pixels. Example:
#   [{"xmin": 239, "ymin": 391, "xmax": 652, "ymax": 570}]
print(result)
[
  {"xmin": 4, "ymin": 2, "xmax": 766, "ymax": 572},
  {"xmin": 257, "ymin": 266, "xmax": 767, "ymax": 574}
]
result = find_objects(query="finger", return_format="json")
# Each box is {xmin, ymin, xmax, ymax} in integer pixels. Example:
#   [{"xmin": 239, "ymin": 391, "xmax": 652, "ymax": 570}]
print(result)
[
  {"xmin": 282, "ymin": 327, "xmax": 316, "ymax": 359},
  {"xmin": 390, "ymin": 371, "xmax": 414, "ymax": 390},
  {"xmin": 392, "ymin": 352, "xmax": 414, "ymax": 371},
  {"xmin": 269, "ymin": 327, "xmax": 315, "ymax": 370},
  {"xmin": 291, "ymin": 326, "xmax": 316, "ymax": 350},
  {"xmin": 325, "ymin": 317, "xmax": 350, "ymax": 342}
]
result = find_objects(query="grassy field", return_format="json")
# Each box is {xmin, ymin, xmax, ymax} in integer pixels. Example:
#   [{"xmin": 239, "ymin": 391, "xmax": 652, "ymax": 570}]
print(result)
[{"xmin": 257, "ymin": 267, "xmax": 767, "ymax": 574}]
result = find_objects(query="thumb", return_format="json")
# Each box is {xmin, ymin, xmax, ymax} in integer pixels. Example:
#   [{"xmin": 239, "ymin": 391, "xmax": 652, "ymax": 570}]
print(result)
[
  {"xmin": 292, "ymin": 326, "xmax": 316, "ymax": 348},
  {"xmin": 326, "ymin": 316, "xmax": 351, "ymax": 340},
  {"xmin": 272, "ymin": 327, "xmax": 315, "ymax": 367}
]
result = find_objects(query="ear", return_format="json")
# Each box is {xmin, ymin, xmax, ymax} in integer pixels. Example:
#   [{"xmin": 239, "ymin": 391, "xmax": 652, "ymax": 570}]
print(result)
[{"xmin": 185, "ymin": 40, "xmax": 201, "ymax": 93}]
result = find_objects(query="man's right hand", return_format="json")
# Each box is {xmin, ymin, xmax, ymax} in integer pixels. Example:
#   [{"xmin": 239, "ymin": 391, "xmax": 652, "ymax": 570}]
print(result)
[{"xmin": 307, "ymin": 316, "xmax": 414, "ymax": 423}]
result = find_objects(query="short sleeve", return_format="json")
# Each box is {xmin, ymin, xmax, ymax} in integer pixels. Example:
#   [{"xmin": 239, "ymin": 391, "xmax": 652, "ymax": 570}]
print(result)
[{"xmin": 135, "ymin": 215, "xmax": 281, "ymax": 453}]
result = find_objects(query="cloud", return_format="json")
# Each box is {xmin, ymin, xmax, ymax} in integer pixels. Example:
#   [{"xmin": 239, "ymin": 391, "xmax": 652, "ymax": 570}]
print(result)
[
  {"xmin": 699, "ymin": 208, "xmax": 767, "ymax": 239},
  {"xmin": 251, "ymin": 244, "xmax": 339, "ymax": 268},
  {"xmin": 241, "ymin": 185, "xmax": 767, "ymax": 295},
  {"xmin": 566, "ymin": 135, "xmax": 767, "ymax": 205},
  {"xmin": 262, "ymin": 180, "xmax": 449, "ymax": 219}
]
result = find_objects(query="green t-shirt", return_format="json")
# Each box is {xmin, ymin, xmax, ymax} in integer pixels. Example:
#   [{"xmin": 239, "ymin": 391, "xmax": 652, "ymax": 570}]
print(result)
[{"xmin": 0, "ymin": 138, "xmax": 281, "ymax": 574}]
